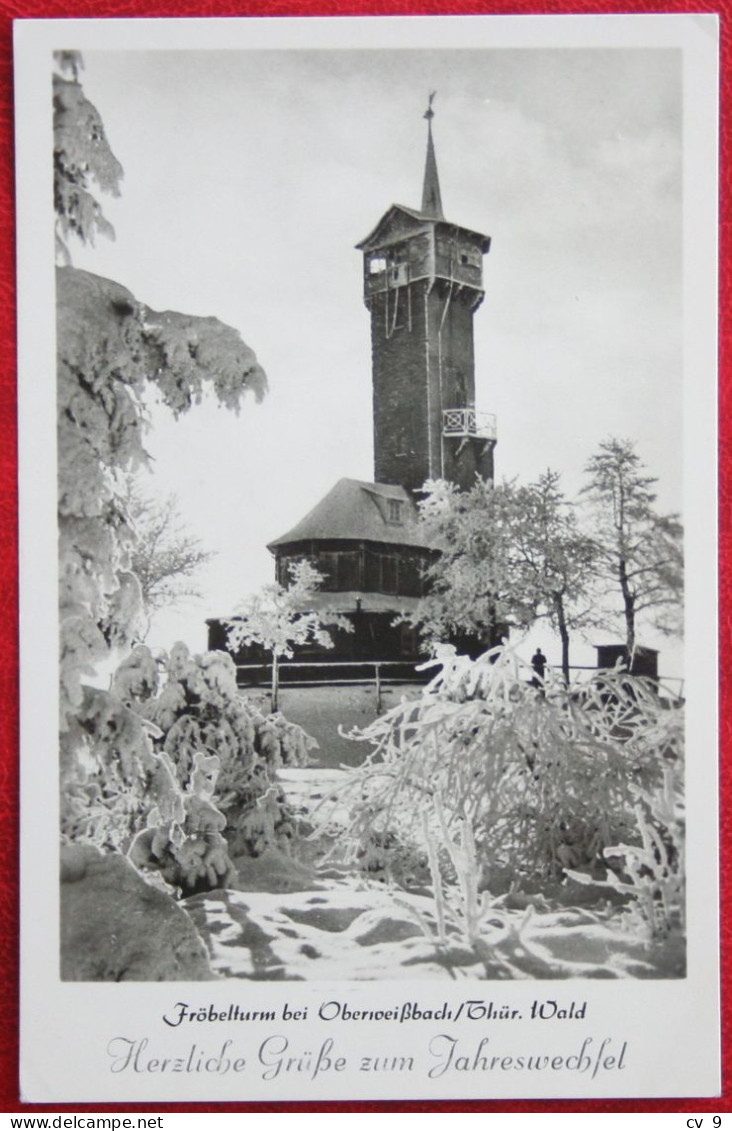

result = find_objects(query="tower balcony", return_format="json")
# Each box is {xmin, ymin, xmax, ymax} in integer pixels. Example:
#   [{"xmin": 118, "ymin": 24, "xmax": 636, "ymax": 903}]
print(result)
[{"xmin": 442, "ymin": 407, "xmax": 496, "ymax": 442}]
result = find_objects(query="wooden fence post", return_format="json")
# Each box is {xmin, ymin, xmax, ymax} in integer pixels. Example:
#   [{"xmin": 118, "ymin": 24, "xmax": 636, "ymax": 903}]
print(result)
[{"xmin": 271, "ymin": 656, "xmax": 279, "ymax": 712}]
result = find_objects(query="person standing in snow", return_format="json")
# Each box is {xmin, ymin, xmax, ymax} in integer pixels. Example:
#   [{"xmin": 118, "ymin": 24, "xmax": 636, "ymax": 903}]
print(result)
[{"xmin": 531, "ymin": 648, "xmax": 547, "ymax": 689}]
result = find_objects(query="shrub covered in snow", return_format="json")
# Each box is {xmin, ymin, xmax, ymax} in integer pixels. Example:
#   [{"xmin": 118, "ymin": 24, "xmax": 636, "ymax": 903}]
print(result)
[
  {"xmin": 317, "ymin": 646, "xmax": 684, "ymax": 961},
  {"xmin": 62, "ymin": 644, "xmax": 315, "ymax": 895}
]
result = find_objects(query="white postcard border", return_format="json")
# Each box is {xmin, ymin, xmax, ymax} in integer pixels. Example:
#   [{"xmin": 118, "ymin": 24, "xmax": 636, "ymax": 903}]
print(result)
[{"xmin": 15, "ymin": 13, "xmax": 720, "ymax": 1104}]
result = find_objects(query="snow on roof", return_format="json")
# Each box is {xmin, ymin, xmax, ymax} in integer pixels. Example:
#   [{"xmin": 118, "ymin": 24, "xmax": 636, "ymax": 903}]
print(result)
[
  {"xmin": 355, "ymin": 203, "xmax": 490, "ymax": 254},
  {"xmin": 267, "ymin": 478, "xmax": 433, "ymax": 551}
]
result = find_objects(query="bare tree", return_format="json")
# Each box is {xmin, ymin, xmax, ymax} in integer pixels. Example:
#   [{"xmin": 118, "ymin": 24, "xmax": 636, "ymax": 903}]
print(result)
[{"xmin": 124, "ymin": 481, "xmax": 215, "ymax": 619}]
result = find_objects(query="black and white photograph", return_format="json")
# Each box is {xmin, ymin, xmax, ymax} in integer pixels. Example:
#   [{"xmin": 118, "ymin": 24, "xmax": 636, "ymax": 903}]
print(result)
[{"xmin": 16, "ymin": 13, "xmax": 719, "ymax": 1103}]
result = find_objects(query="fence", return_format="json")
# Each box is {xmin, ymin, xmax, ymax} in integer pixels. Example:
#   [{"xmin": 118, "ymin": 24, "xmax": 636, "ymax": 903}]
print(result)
[
  {"xmin": 235, "ymin": 659, "xmax": 426, "ymax": 713},
  {"xmin": 552, "ymin": 664, "xmax": 684, "ymax": 704},
  {"xmin": 236, "ymin": 659, "xmax": 684, "ymax": 713}
]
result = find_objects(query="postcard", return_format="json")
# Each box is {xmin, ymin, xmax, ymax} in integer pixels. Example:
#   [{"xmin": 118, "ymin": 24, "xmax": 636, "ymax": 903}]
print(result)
[{"xmin": 15, "ymin": 13, "xmax": 719, "ymax": 1103}]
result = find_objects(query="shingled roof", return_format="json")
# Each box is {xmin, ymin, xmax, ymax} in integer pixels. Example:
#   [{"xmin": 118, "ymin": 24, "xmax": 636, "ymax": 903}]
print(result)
[
  {"xmin": 267, "ymin": 478, "xmax": 433, "ymax": 552},
  {"xmin": 356, "ymin": 107, "xmax": 489, "ymax": 253},
  {"xmin": 355, "ymin": 204, "xmax": 490, "ymax": 255}
]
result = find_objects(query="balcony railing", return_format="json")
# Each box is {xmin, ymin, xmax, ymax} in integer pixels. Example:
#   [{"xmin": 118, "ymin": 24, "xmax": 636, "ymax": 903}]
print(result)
[{"xmin": 443, "ymin": 407, "xmax": 497, "ymax": 441}]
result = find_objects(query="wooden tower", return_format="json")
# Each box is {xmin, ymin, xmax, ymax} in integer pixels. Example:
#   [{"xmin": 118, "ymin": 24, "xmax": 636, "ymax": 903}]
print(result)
[
  {"xmin": 356, "ymin": 94, "xmax": 496, "ymax": 495},
  {"xmin": 208, "ymin": 97, "xmax": 498, "ymax": 676}
]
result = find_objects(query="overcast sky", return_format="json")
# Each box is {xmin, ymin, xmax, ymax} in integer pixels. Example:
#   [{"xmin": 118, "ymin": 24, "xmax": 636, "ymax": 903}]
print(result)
[{"xmin": 70, "ymin": 44, "xmax": 683, "ymax": 669}]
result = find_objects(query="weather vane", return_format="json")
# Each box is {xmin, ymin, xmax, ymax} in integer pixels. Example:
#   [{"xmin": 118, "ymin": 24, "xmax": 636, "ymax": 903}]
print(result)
[{"xmin": 424, "ymin": 90, "xmax": 437, "ymax": 122}]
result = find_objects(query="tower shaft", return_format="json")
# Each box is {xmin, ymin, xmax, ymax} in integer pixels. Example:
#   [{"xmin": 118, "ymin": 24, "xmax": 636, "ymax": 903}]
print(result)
[
  {"xmin": 369, "ymin": 275, "xmax": 494, "ymax": 493},
  {"xmin": 357, "ymin": 97, "xmax": 495, "ymax": 495}
]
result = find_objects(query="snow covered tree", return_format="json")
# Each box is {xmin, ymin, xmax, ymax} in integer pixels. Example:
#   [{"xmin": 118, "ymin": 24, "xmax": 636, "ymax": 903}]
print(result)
[
  {"xmin": 509, "ymin": 471, "xmax": 598, "ymax": 683},
  {"xmin": 582, "ymin": 438, "xmax": 683, "ymax": 656},
  {"xmin": 55, "ymin": 52, "xmax": 278, "ymax": 893},
  {"xmin": 413, "ymin": 477, "xmax": 521, "ymax": 646},
  {"xmin": 54, "ymin": 51, "xmax": 123, "ymax": 262},
  {"xmin": 413, "ymin": 475, "xmax": 597, "ymax": 678},
  {"xmin": 56, "ymin": 54, "xmax": 267, "ymax": 726},
  {"xmin": 228, "ymin": 561, "xmax": 352, "ymax": 710}
]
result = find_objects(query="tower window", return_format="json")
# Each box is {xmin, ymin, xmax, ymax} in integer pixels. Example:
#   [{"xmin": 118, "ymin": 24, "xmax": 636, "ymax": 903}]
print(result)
[
  {"xmin": 459, "ymin": 246, "xmax": 482, "ymax": 268},
  {"xmin": 389, "ymin": 264, "xmax": 408, "ymax": 287},
  {"xmin": 369, "ymin": 257, "xmax": 386, "ymax": 275}
]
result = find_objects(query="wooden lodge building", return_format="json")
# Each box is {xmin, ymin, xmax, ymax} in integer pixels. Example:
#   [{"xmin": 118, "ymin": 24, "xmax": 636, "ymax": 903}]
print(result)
[{"xmin": 207, "ymin": 100, "xmax": 498, "ymax": 682}]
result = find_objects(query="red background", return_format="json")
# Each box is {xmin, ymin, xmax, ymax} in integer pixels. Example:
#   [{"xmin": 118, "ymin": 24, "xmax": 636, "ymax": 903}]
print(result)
[{"xmin": 0, "ymin": 0, "xmax": 727, "ymax": 1115}]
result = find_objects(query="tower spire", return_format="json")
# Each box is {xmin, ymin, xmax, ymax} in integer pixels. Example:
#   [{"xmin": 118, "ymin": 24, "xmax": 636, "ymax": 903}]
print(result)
[{"xmin": 421, "ymin": 91, "xmax": 444, "ymax": 219}]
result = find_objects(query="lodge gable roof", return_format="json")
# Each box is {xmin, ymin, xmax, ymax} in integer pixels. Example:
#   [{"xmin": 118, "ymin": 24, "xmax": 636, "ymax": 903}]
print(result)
[{"xmin": 267, "ymin": 478, "xmax": 433, "ymax": 552}]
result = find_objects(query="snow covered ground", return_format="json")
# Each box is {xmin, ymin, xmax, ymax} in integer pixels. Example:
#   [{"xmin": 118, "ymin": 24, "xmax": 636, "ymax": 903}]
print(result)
[{"xmin": 182, "ymin": 768, "xmax": 683, "ymax": 981}]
